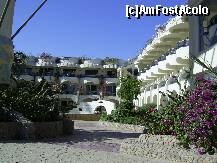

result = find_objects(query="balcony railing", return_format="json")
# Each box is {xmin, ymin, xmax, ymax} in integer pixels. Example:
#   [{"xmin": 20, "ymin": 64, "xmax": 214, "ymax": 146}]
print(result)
[
  {"xmin": 104, "ymin": 75, "xmax": 117, "ymax": 78},
  {"xmin": 103, "ymin": 91, "xmax": 116, "ymax": 96},
  {"xmin": 80, "ymin": 74, "xmax": 100, "ymax": 78},
  {"xmin": 203, "ymin": 24, "xmax": 217, "ymax": 50},
  {"xmin": 86, "ymin": 91, "xmax": 99, "ymax": 95},
  {"xmin": 61, "ymin": 90, "xmax": 77, "ymax": 95},
  {"xmin": 59, "ymin": 73, "xmax": 76, "ymax": 77},
  {"xmin": 103, "ymin": 64, "xmax": 118, "ymax": 69},
  {"xmin": 143, "ymin": 17, "xmax": 184, "ymax": 50},
  {"xmin": 141, "ymin": 39, "xmax": 189, "ymax": 73},
  {"xmin": 80, "ymin": 63, "xmax": 102, "ymax": 68}
]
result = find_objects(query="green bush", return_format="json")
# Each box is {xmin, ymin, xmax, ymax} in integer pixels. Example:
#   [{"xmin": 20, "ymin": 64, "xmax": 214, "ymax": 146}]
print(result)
[
  {"xmin": 100, "ymin": 101, "xmax": 138, "ymax": 124},
  {"xmin": 119, "ymin": 116, "xmax": 139, "ymax": 125},
  {"xmin": 118, "ymin": 76, "xmax": 141, "ymax": 102},
  {"xmin": 0, "ymin": 80, "xmax": 70, "ymax": 122},
  {"xmin": 100, "ymin": 112, "xmax": 109, "ymax": 121},
  {"xmin": 100, "ymin": 76, "xmax": 142, "ymax": 125}
]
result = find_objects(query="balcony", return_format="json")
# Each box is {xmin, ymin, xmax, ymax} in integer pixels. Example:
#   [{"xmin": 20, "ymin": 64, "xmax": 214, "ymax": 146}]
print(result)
[
  {"xmin": 58, "ymin": 94, "xmax": 78, "ymax": 103},
  {"xmin": 80, "ymin": 63, "xmax": 102, "ymax": 68},
  {"xmin": 203, "ymin": 23, "xmax": 217, "ymax": 50},
  {"xmin": 139, "ymin": 44, "xmax": 189, "ymax": 85},
  {"xmin": 26, "ymin": 56, "xmax": 37, "ymax": 66},
  {"xmin": 58, "ymin": 57, "xmax": 80, "ymax": 68},
  {"xmin": 103, "ymin": 64, "xmax": 118, "ymax": 69},
  {"xmin": 103, "ymin": 92, "xmax": 116, "ymax": 96},
  {"xmin": 36, "ymin": 58, "xmax": 57, "ymax": 67},
  {"xmin": 104, "ymin": 78, "xmax": 118, "ymax": 85},
  {"xmin": 18, "ymin": 75, "xmax": 34, "ymax": 81},
  {"xmin": 59, "ymin": 76, "xmax": 79, "ymax": 84},
  {"xmin": 79, "ymin": 95, "xmax": 100, "ymax": 102},
  {"xmin": 193, "ymin": 43, "xmax": 217, "ymax": 74},
  {"xmin": 80, "ymin": 59, "xmax": 103, "ymax": 68},
  {"xmin": 35, "ymin": 76, "xmax": 55, "ymax": 83},
  {"xmin": 139, "ymin": 39, "xmax": 189, "ymax": 68},
  {"xmin": 86, "ymin": 91, "xmax": 99, "ymax": 95},
  {"xmin": 136, "ymin": 16, "xmax": 189, "ymax": 65},
  {"xmin": 80, "ymin": 77, "xmax": 100, "ymax": 85}
]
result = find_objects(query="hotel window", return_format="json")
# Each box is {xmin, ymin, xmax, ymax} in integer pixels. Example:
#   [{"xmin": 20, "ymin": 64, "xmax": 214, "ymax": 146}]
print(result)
[
  {"xmin": 209, "ymin": 15, "xmax": 217, "ymax": 27},
  {"xmin": 86, "ymin": 85, "xmax": 98, "ymax": 95},
  {"xmin": 62, "ymin": 84, "xmax": 77, "ymax": 94},
  {"xmin": 107, "ymin": 70, "xmax": 117, "ymax": 78},
  {"xmin": 105, "ymin": 85, "xmax": 116, "ymax": 96},
  {"xmin": 39, "ymin": 68, "xmax": 54, "ymax": 76},
  {"xmin": 62, "ymin": 69, "xmax": 76, "ymax": 77},
  {"xmin": 200, "ymin": 14, "xmax": 217, "ymax": 51},
  {"xmin": 85, "ymin": 70, "xmax": 98, "ymax": 76},
  {"xmin": 24, "ymin": 68, "xmax": 32, "ymax": 75},
  {"xmin": 61, "ymin": 101, "xmax": 68, "ymax": 107}
]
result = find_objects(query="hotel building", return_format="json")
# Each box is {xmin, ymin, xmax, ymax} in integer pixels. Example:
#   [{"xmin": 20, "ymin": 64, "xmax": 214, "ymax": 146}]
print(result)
[
  {"xmin": 17, "ymin": 56, "xmax": 125, "ymax": 114},
  {"xmin": 131, "ymin": 0, "xmax": 217, "ymax": 109}
]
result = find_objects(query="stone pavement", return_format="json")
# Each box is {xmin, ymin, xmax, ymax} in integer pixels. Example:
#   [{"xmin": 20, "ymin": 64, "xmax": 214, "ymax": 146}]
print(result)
[{"xmin": 0, "ymin": 121, "xmax": 174, "ymax": 163}]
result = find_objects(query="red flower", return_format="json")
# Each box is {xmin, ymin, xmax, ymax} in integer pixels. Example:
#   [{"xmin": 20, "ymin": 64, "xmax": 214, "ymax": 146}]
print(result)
[{"xmin": 149, "ymin": 108, "xmax": 155, "ymax": 113}]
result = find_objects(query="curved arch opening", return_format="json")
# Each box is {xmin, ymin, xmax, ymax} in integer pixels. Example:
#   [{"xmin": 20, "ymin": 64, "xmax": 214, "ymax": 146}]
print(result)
[
  {"xmin": 152, "ymin": 95, "xmax": 157, "ymax": 105},
  {"xmin": 94, "ymin": 106, "xmax": 107, "ymax": 114},
  {"xmin": 147, "ymin": 96, "xmax": 151, "ymax": 104}
]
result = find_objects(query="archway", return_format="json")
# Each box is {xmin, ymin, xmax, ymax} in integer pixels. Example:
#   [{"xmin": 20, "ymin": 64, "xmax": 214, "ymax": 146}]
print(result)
[
  {"xmin": 147, "ymin": 96, "xmax": 151, "ymax": 104},
  {"xmin": 94, "ymin": 106, "xmax": 106, "ymax": 114},
  {"xmin": 160, "ymin": 95, "xmax": 168, "ymax": 108},
  {"xmin": 153, "ymin": 94, "xmax": 157, "ymax": 105}
]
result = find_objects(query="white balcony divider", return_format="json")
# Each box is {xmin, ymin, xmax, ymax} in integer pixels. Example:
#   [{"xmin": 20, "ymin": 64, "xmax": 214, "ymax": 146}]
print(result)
[
  {"xmin": 59, "ymin": 76, "xmax": 79, "ymax": 84},
  {"xmin": 80, "ymin": 77, "xmax": 100, "ymax": 85}
]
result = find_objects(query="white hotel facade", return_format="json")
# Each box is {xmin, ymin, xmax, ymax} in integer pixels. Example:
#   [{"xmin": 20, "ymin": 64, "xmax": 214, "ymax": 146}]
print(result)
[
  {"xmin": 18, "ymin": 56, "xmax": 125, "ymax": 114},
  {"xmin": 131, "ymin": 0, "xmax": 217, "ymax": 109},
  {"xmin": 133, "ymin": 16, "xmax": 190, "ymax": 108}
]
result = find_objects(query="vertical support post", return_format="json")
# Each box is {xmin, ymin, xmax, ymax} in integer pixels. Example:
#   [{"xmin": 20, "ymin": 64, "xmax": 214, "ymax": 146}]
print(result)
[
  {"xmin": 0, "ymin": 0, "xmax": 15, "ymax": 85},
  {"xmin": 156, "ymin": 84, "xmax": 160, "ymax": 110},
  {"xmin": 150, "ymin": 85, "xmax": 153, "ymax": 103}
]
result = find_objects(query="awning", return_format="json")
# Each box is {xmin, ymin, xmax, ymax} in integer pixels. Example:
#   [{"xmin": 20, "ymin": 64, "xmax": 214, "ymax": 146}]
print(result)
[
  {"xmin": 104, "ymin": 78, "xmax": 118, "ymax": 85},
  {"xmin": 80, "ymin": 77, "xmax": 99, "ymax": 85},
  {"xmin": 60, "ymin": 77, "xmax": 79, "ymax": 84}
]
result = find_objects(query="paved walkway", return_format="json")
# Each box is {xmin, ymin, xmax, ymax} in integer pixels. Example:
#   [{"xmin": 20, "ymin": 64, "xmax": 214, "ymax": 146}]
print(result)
[{"xmin": 0, "ymin": 121, "xmax": 173, "ymax": 163}]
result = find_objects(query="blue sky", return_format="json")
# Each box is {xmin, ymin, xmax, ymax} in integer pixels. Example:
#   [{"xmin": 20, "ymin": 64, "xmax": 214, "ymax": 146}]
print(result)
[{"xmin": 13, "ymin": 0, "xmax": 185, "ymax": 60}]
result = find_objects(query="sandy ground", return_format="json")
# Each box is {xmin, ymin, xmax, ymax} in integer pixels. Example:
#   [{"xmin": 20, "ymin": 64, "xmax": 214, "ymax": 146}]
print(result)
[{"xmin": 0, "ymin": 121, "xmax": 173, "ymax": 163}]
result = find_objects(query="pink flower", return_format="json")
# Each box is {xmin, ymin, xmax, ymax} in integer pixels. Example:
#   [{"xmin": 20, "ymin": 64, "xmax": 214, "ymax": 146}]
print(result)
[{"xmin": 195, "ymin": 73, "xmax": 204, "ymax": 81}]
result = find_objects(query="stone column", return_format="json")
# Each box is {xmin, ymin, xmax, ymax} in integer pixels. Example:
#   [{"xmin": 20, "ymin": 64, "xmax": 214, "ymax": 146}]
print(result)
[
  {"xmin": 150, "ymin": 85, "xmax": 154, "ymax": 103},
  {"xmin": 144, "ymin": 88, "xmax": 148, "ymax": 104},
  {"xmin": 165, "ymin": 79, "xmax": 170, "ymax": 91},
  {"xmin": 0, "ymin": 0, "xmax": 15, "ymax": 85},
  {"xmin": 156, "ymin": 84, "xmax": 160, "ymax": 110}
]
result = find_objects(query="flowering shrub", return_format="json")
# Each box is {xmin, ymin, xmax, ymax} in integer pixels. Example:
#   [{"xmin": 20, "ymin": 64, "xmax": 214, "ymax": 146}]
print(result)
[
  {"xmin": 175, "ymin": 73, "xmax": 217, "ymax": 154},
  {"xmin": 144, "ymin": 73, "xmax": 217, "ymax": 154},
  {"xmin": 136, "ymin": 103, "xmax": 157, "ymax": 127}
]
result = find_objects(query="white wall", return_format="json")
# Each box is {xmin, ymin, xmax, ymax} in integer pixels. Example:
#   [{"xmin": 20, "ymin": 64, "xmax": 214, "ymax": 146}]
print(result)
[
  {"xmin": 69, "ymin": 100, "xmax": 116, "ymax": 115},
  {"xmin": 193, "ymin": 43, "xmax": 217, "ymax": 74}
]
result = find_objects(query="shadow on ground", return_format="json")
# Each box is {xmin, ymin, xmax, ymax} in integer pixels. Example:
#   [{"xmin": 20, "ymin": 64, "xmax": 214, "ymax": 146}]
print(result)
[{"xmin": 0, "ymin": 121, "xmax": 142, "ymax": 153}]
